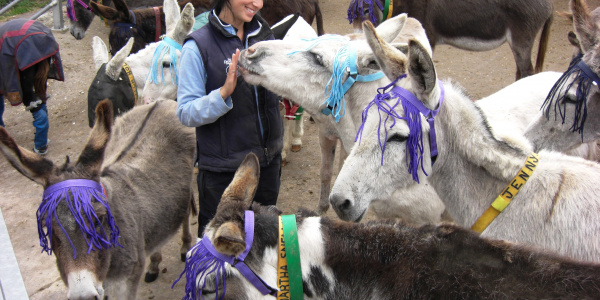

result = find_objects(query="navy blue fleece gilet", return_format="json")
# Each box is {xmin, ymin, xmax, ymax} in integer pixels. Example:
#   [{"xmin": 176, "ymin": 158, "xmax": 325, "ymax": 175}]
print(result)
[{"xmin": 186, "ymin": 13, "xmax": 282, "ymax": 172}]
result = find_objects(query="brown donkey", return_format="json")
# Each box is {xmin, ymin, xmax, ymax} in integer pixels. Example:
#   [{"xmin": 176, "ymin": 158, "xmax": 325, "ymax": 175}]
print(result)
[{"xmin": 0, "ymin": 99, "xmax": 196, "ymax": 299}]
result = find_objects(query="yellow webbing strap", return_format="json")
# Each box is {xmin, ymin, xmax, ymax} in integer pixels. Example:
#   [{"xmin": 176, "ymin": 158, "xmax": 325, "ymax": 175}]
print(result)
[
  {"xmin": 471, "ymin": 153, "xmax": 539, "ymax": 233},
  {"xmin": 122, "ymin": 62, "xmax": 138, "ymax": 105}
]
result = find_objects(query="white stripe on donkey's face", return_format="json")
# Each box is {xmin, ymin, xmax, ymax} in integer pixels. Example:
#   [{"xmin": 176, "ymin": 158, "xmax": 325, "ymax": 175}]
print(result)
[{"xmin": 332, "ymin": 20, "xmax": 600, "ymax": 264}]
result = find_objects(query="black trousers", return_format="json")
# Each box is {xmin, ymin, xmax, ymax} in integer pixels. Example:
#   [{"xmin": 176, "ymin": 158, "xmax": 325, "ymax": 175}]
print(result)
[{"xmin": 196, "ymin": 153, "xmax": 281, "ymax": 237}]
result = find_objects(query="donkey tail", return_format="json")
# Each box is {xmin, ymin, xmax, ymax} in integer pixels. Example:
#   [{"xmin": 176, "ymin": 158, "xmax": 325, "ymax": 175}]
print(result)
[
  {"xmin": 535, "ymin": 14, "xmax": 553, "ymax": 73},
  {"xmin": 314, "ymin": 0, "xmax": 324, "ymax": 36}
]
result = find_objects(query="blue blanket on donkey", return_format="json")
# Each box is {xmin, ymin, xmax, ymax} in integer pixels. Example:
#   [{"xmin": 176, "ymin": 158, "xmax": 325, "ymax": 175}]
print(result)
[{"xmin": 0, "ymin": 19, "xmax": 64, "ymax": 106}]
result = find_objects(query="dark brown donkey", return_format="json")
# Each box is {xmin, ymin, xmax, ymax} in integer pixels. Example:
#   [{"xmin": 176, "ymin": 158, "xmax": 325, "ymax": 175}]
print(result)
[
  {"xmin": 347, "ymin": 0, "xmax": 553, "ymax": 80},
  {"xmin": 0, "ymin": 99, "xmax": 196, "ymax": 299},
  {"xmin": 92, "ymin": 0, "xmax": 324, "ymax": 55},
  {"xmin": 180, "ymin": 153, "xmax": 600, "ymax": 299}
]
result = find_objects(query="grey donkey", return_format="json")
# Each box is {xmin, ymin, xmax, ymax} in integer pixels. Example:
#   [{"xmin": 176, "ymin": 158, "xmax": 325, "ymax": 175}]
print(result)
[{"xmin": 0, "ymin": 99, "xmax": 196, "ymax": 299}]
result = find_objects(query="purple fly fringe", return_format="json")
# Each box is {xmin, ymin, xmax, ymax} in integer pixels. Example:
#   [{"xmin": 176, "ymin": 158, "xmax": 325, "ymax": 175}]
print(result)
[
  {"xmin": 37, "ymin": 179, "xmax": 121, "ymax": 259},
  {"xmin": 347, "ymin": 0, "xmax": 383, "ymax": 25},
  {"xmin": 356, "ymin": 75, "xmax": 428, "ymax": 183},
  {"xmin": 542, "ymin": 54, "xmax": 593, "ymax": 140},
  {"xmin": 66, "ymin": 0, "xmax": 77, "ymax": 21},
  {"xmin": 173, "ymin": 238, "xmax": 228, "ymax": 300}
]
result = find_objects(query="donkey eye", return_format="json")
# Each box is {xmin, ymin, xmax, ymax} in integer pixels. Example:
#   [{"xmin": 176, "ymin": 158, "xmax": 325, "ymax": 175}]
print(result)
[
  {"xmin": 563, "ymin": 93, "xmax": 578, "ymax": 104},
  {"xmin": 387, "ymin": 134, "xmax": 407, "ymax": 143},
  {"xmin": 162, "ymin": 62, "xmax": 171, "ymax": 68},
  {"xmin": 308, "ymin": 52, "xmax": 324, "ymax": 67}
]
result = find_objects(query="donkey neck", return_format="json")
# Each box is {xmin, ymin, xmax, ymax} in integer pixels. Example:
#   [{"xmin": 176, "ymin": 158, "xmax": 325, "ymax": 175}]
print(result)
[{"xmin": 429, "ymin": 82, "xmax": 533, "ymax": 226}]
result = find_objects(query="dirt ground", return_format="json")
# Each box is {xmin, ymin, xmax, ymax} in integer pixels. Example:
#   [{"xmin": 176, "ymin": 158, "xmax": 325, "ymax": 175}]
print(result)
[{"xmin": 0, "ymin": 0, "xmax": 597, "ymax": 298}]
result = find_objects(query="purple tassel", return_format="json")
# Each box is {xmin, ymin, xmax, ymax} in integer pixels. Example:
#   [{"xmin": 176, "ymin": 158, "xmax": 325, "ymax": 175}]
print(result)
[
  {"xmin": 37, "ymin": 179, "xmax": 121, "ymax": 259},
  {"xmin": 66, "ymin": 0, "xmax": 77, "ymax": 21},
  {"xmin": 347, "ymin": 0, "xmax": 383, "ymax": 25},
  {"xmin": 173, "ymin": 238, "xmax": 228, "ymax": 300},
  {"xmin": 356, "ymin": 75, "xmax": 428, "ymax": 183}
]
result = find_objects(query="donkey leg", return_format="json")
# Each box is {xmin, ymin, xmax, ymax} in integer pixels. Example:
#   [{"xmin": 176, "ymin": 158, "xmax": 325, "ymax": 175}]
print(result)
[
  {"xmin": 282, "ymin": 116, "xmax": 293, "ymax": 166},
  {"xmin": 291, "ymin": 115, "xmax": 304, "ymax": 152},
  {"xmin": 180, "ymin": 199, "xmax": 194, "ymax": 262},
  {"xmin": 144, "ymin": 251, "xmax": 162, "ymax": 282},
  {"xmin": 317, "ymin": 129, "xmax": 338, "ymax": 214},
  {"xmin": 509, "ymin": 35, "xmax": 535, "ymax": 80}
]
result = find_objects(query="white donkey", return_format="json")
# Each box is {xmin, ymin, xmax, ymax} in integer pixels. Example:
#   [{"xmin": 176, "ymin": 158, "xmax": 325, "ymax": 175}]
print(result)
[
  {"xmin": 240, "ymin": 14, "xmax": 447, "ymax": 224},
  {"xmin": 239, "ymin": 14, "xmax": 600, "ymax": 225},
  {"xmin": 87, "ymin": 0, "xmax": 194, "ymax": 126},
  {"xmin": 330, "ymin": 20, "xmax": 600, "ymax": 263},
  {"xmin": 524, "ymin": 0, "xmax": 600, "ymax": 155},
  {"xmin": 140, "ymin": 14, "xmax": 308, "ymax": 166}
]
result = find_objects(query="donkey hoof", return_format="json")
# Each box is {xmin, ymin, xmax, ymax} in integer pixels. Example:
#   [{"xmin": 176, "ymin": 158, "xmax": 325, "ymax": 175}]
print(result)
[
  {"xmin": 144, "ymin": 272, "xmax": 159, "ymax": 283},
  {"xmin": 181, "ymin": 253, "xmax": 187, "ymax": 262},
  {"xmin": 281, "ymin": 159, "xmax": 288, "ymax": 167},
  {"xmin": 291, "ymin": 145, "xmax": 301, "ymax": 152}
]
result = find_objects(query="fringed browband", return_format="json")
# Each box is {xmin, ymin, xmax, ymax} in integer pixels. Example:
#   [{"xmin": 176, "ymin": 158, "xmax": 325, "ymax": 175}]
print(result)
[
  {"xmin": 148, "ymin": 36, "xmax": 182, "ymax": 86},
  {"xmin": 347, "ymin": 0, "xmax": 383, "ymax": 25},
  {"xmin": 37, "ymin": 179, "xmax": 121, "ymax": 259},
  {"xmin": 542, "ymin": 54, "xmax": 598, "ymax": 138},
  {"xmin": 356, "ymin": 75, "xmax": 444, "ymax": 183},
  {"xmin": 174, "ymin": 211, "xmax": 278, "ymax": 300}
]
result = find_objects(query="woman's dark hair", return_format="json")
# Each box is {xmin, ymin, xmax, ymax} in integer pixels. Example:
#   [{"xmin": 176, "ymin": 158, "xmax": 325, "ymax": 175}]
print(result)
[{"xmin": 211, "ymin": 0, "xmax": 232, "ymax": 15}]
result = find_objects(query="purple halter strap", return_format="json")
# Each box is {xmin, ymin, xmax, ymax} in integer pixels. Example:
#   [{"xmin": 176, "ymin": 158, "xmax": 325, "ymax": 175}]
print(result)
[
  {"xmin": 175, "ymin": 211, "xmax": 278, "ymax": 300},
  {"xmin": 390, "ymin": 80, "xmax": 445, "ymax": 158}
]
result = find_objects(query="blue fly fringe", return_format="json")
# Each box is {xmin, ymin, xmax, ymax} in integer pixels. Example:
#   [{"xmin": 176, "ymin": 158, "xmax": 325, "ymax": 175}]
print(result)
[
  {"xmin": 148, "ymin": 36, "xmax": 182, "ymax": 86},
  {"xmin": 173, "ymin": 240, "xmax": 228, "ymax": 300},
  {"xmin": 37, "ymin": 180, "xmax": 121, "ymax": 259},
  {"xmin": 356, "ymin": 75, "xmax": 428, "ymax": 183},
  {"xmin": 323, "ymin": 44, "xmax": 356, "ymax": 122},
  {"xmin": 542, "ymin": 54, "xmax": 592, "ymax": 139},
  {"xmin": 347, "ymin": 0, "xmax": 383, "ymax": 25}
]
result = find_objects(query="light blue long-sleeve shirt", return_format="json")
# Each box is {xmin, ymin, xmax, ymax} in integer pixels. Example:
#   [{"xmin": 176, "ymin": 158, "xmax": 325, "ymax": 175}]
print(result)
[{"xmin": 176, "ymin": 39, "xmax": 233, "ymax": 127}]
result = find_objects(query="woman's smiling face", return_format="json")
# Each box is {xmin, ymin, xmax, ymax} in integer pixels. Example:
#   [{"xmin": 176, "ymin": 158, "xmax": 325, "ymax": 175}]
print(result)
[{"xmin": 228, "ymin": 0, "xmax": 263, "ymax": 25}]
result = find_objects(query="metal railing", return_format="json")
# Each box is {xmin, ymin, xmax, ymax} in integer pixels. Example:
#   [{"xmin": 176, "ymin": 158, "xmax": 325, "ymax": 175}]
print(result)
[{"xmin": 0, "ymin": 0, "xmax": 66, "ymax": 31}]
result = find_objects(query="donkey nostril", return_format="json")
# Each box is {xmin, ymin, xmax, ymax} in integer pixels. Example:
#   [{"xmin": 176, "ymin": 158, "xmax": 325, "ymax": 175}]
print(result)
[{"xmin": 340, "ymin": 199, "xmax": 352, "ymax": 210}]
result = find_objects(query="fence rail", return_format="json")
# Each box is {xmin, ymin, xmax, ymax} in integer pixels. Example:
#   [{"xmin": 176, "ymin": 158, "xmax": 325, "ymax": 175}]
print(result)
[{"xmin": 0, "ymin": 0, "xmax": 66, "ymax": 31}]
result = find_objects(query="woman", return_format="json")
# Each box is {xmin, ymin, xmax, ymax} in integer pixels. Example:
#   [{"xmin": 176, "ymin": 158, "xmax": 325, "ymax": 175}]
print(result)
[{"xmin": 176, "ymin": 0, "xmax": 283, "ymax": 239}]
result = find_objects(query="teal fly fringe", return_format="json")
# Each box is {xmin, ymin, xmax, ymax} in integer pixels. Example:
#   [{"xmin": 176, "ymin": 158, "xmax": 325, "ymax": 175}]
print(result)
[
  {"xmin": 148, "ymin": 36, "xmax": 182, "ymax": 86},
  {"xmin": 323, "ymin": 45, "xmax": 355, "ymax": 122},
  {"xmin": 37, "ymin": 180, "xmax": 121, "ymax": 259}
]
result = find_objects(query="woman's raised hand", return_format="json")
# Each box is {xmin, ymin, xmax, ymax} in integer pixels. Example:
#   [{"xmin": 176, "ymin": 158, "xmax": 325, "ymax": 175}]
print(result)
[{"xmin": 220, "ymin": 49, "xmax": 240, "ymax": 100}]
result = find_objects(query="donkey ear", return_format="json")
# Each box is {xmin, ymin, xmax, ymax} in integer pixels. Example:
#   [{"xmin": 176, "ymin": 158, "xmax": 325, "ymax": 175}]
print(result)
[
  {"xmin": 90, "ymin": 1, "xmax": 126, "ymax": 22},
  {"xmin": 111, "ymin": 0, "xmax": 131, "ymax": 18},
  {"xmin": 169, "ymin": 3, "xmax": 195, "ymax": 44},
  {"xmin": 407, "ymin": 39, "xmax": 437, "ymax": 101},
  {"xmin": 374, "ymin": 13, "xmax": 407, "ymax": 43},
  {"xmin": 105, "ymin": 37, "xmax": 133, "ymax": 81},
  {"xmin": 572, "ymin": 0, "xmax": 599, "ymax": 52},
  {"xmin": 92, "ymin": 36, "xmax": 109, "ymax": 72},
  {"xmin": 393, "ymin": 17, "xmax": 432, "ymax": 57},
  {"xmin": 363, "ymin": 20, "xmax": 408, "ymax": 82},
  {"xmin": 221, "ymin": 153, "xmax": 260, "ymax": 206},
  {"xmin": 164, "ymin": 0, "xmax": 181, "ymax": 36},
  {"xmin": 0, "ymin": 127, "xmax": 54, "ymax": 185},
  {"xmin": 213, "ymin": 222, "xmax": 246, "ymax": 256},
  {"xmin": 76, "ymin": 99, "xmax": 114, "ymax": 178}
]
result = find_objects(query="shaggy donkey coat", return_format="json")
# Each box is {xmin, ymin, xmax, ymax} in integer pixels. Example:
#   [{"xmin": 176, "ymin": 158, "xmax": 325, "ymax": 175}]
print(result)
[
  {"xmin": 0, "ymin": 99, "xmax": 196, "ymax": 299},
  {"xmin": 330, "ymin": 21, "xmax": 600, "ymax": 263},
  {"xmin": 189, "ymin": 153, "xmax": 600, "ymax": 300}
]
